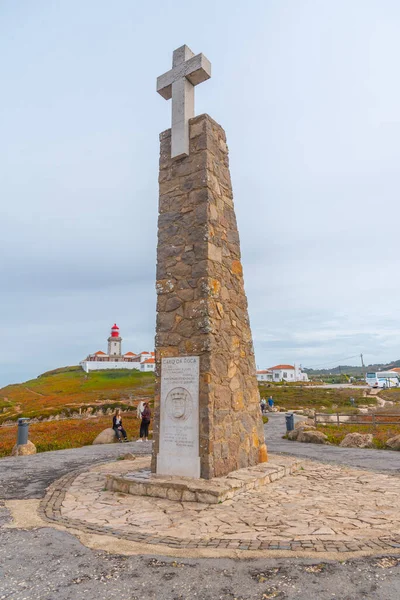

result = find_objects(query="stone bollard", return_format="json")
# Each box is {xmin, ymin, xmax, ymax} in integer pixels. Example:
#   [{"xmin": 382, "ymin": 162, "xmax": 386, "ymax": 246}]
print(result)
[
  {"xmin": 12, "ymin": 417, "xmax": 37, "ymax": 456},
  {"xmin": 17, "ymin": 418, "xmax": 30, "ymax": 445}
]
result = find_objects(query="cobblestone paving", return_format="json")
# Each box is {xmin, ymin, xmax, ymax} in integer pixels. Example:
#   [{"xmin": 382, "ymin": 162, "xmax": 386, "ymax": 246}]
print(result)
[{"xmin": 40, "ymin": 455, "xmax": 400, "ymax": 555}]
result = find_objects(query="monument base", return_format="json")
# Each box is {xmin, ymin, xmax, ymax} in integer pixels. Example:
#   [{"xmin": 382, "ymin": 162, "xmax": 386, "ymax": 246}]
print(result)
[
  {"xmin": 106, "ymin": 459, "xmax": 298, "ymax": 504},
  {"xmin": 156, "ymin": 453, "xmax": 201, "ymax": 478}
]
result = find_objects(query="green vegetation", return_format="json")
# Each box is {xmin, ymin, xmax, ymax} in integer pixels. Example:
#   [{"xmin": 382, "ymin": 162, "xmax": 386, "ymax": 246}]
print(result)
[
  {"xmin": 379, "ymin": 388, "xmax": 400, "ymax": 403},
  {"xmin": 258, "ymin": 384, "xmax": 376, "ymax": 412},
  {"xmin": 0, "ymin": 366, "xmax": 154, "ymax": 424},
  {"xmin": 316, "ymin": 423, "xmax": 400, "ymax": 449},
  {"xmin": 0, "ymin": 414, "xmax": 142, "ymax": 458},
  {"xmin": 305, "ymin": 359, "xmax": 400, "ymax": 379}
]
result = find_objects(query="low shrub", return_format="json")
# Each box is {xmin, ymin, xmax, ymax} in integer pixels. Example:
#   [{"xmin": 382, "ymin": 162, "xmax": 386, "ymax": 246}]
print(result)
[
  {"xmin": 0, "ymin": 413, "xmax": 143, "ymax": 458},
  {"xmin": 316, "ymin": 423, "xmax": 400, "ymax": 449}
]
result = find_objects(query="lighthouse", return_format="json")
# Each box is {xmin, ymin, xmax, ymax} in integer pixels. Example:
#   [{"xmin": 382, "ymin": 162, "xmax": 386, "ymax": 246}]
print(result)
[
  {"xmin": 107, "ymin": 323, "xmax": 122, "ymax": 356},
  {"xmin": 79, "ymin": 324, "xmax": 155, "ymax": 373}
]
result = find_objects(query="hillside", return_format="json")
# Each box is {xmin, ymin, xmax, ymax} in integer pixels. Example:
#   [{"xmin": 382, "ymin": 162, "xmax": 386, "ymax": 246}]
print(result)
[
  {"xmin": 0, "ymin": 366, "xmax": 155, "ymax": 424},
  {"xmin": 305, "ymin": 359, "xmax": 400, "ymax": 377}
]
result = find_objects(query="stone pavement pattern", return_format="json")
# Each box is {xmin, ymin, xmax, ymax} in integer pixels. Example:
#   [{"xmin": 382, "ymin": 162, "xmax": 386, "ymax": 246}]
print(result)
[
  {"xmin": 2, "ymin": 433, "xmax": 400, "ymax": 598},
  {"xmin": 41, "ymin": 454, "xmax": 400, "ymax": 555}
]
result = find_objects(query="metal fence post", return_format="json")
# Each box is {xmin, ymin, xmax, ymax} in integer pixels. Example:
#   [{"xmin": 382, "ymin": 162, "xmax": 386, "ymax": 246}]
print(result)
[{"xmin": 337, "ymin": 412, "xmax": 340, "ymax": 426}]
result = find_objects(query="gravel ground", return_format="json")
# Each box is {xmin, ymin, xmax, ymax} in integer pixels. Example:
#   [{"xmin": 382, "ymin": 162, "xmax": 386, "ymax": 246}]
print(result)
[
  {"xmin": 0, "ymin": 441, "xmax": 152, "ymax": 500},
  {"xmin": 1, "ymin": 420, "xmax": 400, "ymax": 598},
  {"xmin": 1, "ymin": 527, "xmax": 400, "ymax": 600}
]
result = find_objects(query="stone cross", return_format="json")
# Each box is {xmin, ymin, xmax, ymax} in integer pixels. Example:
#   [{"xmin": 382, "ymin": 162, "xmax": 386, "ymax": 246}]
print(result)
[{"xmin": 157, "ymin": 45, "xmax": 211, "ymax": 159}]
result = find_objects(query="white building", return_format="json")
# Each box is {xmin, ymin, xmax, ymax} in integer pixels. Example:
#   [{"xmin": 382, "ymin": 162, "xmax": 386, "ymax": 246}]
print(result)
[
  {"xmin": 256, "ymin": 364, "xmax": 308, "ymax": 383},
  {"xmin": 80, "ymin": 324, "xmax": 155, "ymax": 373}
]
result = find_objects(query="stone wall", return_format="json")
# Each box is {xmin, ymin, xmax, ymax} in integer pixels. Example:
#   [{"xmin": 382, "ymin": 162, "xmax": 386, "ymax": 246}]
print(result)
[{"xmin": 152, "ymin": 114, "xmax": 267, "ymax": 479}]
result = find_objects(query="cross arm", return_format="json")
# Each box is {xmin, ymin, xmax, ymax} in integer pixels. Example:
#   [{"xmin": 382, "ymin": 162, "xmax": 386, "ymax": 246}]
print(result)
[{"xmin": 156, "ymin": 53, "xmax": 211, "ymax": 100}]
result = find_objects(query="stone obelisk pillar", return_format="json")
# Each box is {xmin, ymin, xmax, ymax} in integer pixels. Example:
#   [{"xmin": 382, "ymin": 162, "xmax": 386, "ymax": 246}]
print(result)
[{"xmin": 151, "ymin": 113, "xmax": 268, "ymax": 479}]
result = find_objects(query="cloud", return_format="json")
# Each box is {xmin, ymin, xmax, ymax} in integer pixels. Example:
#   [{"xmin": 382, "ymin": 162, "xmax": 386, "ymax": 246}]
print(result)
[{"xmin": 1, "ymin": 0, "xmax": 400, "ymax": 386}]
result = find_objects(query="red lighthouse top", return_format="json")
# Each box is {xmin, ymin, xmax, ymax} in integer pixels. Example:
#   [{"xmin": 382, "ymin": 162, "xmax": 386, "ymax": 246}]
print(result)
[{"xmin": 111, "ymin": 323, "xmax": 120, "ymax": 338}]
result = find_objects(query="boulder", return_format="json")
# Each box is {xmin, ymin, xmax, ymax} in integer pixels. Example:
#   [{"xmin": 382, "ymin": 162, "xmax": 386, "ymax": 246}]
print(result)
[
  {"xmin": 297, "ymin": 430, "xmax": 328, "ymax": 444},
  {"xmin": 295, "ymin": 419, "xmax": 315, "ymax": 430},
  {"xmin": 386, "ymin": 435, "xmax": 400, "ymax": 451},
  {"xmin": 92, "ymin": 428, "xmax": 118, "ymax": 445},
  {"xmin": 11, "ymin": 441, "xmax": 37, "ymax": 456},
  {"xmin": 120, "ymin": 453, "xmax": 136, "ymax": 460},
  {"xmin": 339, "ymin": 433, "xmax": 374, "ymax": 448},
  {"xmin": 288, "ymin": 425, "xmax": 315, "ymax": 441},
  {"xmin": 303, "ymin": 409, "xmax": 315, "ymax": 418}
]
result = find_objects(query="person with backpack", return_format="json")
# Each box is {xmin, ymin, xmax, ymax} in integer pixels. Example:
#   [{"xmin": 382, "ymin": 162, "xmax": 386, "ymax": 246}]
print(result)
[{"xmin": 139, "ymin": 402, "xmax": 151, "ymax": 442}]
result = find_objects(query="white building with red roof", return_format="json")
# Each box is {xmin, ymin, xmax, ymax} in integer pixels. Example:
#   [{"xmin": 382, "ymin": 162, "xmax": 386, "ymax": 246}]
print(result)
[
  {"xmin": 256, "ymin": 364, "xmax": 308, "ymax": 383},
  {"xmin": 80, "ymin": 324, "xmax": 155, "ymax": 373}
]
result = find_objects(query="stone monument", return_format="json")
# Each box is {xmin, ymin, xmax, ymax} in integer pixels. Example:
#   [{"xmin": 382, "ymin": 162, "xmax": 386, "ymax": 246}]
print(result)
[{"xmin": 152, "ymin": 45, "xmax": 267, "ymax": 480}]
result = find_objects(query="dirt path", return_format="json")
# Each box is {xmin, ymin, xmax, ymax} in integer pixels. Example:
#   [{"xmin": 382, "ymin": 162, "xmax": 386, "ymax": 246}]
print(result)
[{"xmin": 24, "ymin": 387, "xmax": 45, "ymax": 397}]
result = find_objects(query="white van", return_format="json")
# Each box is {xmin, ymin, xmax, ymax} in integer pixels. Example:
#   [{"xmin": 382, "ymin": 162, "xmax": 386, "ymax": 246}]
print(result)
[{"xmin": 365, "ymin": 371, "xmax": 400, "ymax": 388}]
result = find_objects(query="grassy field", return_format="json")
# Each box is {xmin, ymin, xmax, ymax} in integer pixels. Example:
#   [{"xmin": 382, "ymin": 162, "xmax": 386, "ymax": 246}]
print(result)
[
  {"xmin": 259, "ymin": 384, "xmax": 376, "ymax": 412},
  {"xmin": 0, "ymin": 366, "xmax": 154, "ymax": 424},
  {"xmin": 379, "ymin": 388, "xmax": 400, "ymax": 403},
  {"xmin": 0, "ymin": 367, "xmax": 392, "ymax": 457},
  {"xmin": 0, "ymin": 413, "xmax": 143, "ymax": 458},
  {"xmin": 315, "ymin": 423, "xmax": 400, "ymax": 449}
]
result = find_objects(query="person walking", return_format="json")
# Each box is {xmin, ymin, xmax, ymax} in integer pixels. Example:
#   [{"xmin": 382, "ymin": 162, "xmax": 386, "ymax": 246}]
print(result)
[
  {"xmin": 267, "ymin": 396, "xmax": 274, "ymax": 411},
  {"xmin": 139, "ymin": 402, "xmax": 151, "ymax": 442},
  {"xmin": 112, "ymin": 409, "xmax": 128, "ymax": 442},
  {"xmin": 260, "ymin": 398, "xmax": 267, "ymax": 414}
]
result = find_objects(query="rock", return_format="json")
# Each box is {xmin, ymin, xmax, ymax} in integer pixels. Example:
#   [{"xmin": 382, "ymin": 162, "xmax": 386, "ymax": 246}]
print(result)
[
  {"xmin": 297, "ymin": 430, "xmax": 328, "ymax": 444},
  {"xmin": 92, "ymin": 428, "xmax": 118, "ymax": 445},
  {"xmin": 120, "ymin": 453, "xmax": 136, "ymax": 460},
  {"xmin": 339, "ymin": 433, "xmax": 374, "ymax": 448},
  {"xmin": 303, "ymin": 409, "xmax": 315, "ymax": 418},
  {"xmin": 386, "ymin": 435, "xmax": 400, "ymax": 450},
  {"xmin": 294, "ymin": 419, "xmax": 315, "ymax": 430},
  {"xmin": 288, "ymin": 426, "xmax": 316, "ymax": 441},
  {"xmin": 11, "ymin": 441, "xmax": 37, "ymax": 456}
]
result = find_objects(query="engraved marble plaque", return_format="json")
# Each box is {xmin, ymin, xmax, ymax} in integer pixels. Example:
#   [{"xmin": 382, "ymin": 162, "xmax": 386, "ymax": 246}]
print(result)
[{"xmin": 156, "ymin": 356, "xmax": 200, "ymax": 478}]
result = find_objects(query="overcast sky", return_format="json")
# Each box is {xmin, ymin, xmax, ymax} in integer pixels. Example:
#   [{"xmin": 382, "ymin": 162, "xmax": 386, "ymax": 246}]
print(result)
[{"xmin": 1, "ymin": 0, "xmax": 400, "ymax": 386}]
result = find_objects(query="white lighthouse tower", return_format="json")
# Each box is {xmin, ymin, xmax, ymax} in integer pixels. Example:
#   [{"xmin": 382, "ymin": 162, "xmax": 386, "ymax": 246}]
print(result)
[
  {"xmin": 79, "ymin": 323, "xmax": 155, "ymax": 373},
  {"xmin": 107, "ymin": 323, "xmax": 122, "ymax": 356}
]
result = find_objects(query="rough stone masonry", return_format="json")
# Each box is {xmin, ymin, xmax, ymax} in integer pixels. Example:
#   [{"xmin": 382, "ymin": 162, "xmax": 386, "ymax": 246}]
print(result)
[{"xmin": 151, "ymin": 113, "xmax": 268, "ymax": 479}]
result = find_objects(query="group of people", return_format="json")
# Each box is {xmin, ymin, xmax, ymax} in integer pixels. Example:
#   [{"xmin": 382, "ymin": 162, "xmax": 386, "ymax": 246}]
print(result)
[
  {"xmin": 114, "ymin": 394, "xmax": 272, "ymax": 441},
  {"xmin": 260, "ymin": 395, "xmax": 274, "ymax": 413},
  {"xmin": 112, "ymin": 402, "xmax": 151, "ymax": 443}
]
